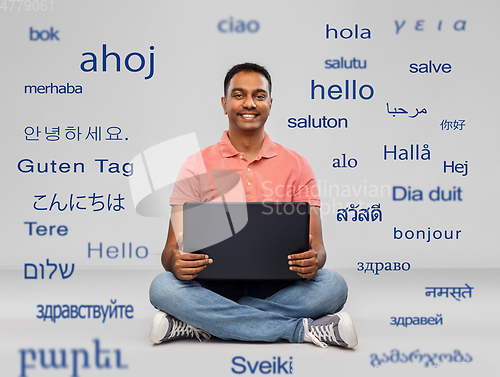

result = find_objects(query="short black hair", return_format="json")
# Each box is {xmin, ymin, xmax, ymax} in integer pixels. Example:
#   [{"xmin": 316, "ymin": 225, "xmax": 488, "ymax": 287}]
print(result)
[{"xmin": 224, "ymin": 63, "xmax": 272, "ymax": 97}]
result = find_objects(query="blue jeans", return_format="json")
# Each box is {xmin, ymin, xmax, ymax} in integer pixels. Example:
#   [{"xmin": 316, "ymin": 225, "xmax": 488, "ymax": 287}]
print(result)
[{"xmin": 149, "ymin": 269, "xmax": 348, "ymax": 343}]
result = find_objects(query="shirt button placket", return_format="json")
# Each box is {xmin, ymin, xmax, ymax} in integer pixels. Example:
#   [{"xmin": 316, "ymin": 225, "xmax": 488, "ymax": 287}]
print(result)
[{"xmin": 246, "ymin": 162, "xmax": 253, "ymax": 200}]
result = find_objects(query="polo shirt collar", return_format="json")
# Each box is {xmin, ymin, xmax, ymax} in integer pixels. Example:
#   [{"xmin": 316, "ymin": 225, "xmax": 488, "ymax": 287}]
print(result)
[{"xmin": 219, "ymin": 130, "xmax": 278, "ymax": 159}]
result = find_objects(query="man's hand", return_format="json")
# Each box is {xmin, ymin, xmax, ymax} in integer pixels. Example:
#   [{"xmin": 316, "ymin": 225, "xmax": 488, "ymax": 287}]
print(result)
[
  {"xmin": 170, "ymin": 233, "xmax": 213, "ymax": 280},
  {"xmin": 288, "ymin": 235, "xmax": 319, "ymax": 279}
]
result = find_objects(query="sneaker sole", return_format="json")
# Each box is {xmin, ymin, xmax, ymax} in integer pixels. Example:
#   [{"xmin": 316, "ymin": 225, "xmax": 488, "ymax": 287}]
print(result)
[
  {"xmin": 335, "ymin": 312, "xmax": 358, "ymax": 348},
  {"xmin": 149, "ymin": 311, "xmax": 170, "ymax": 344}
]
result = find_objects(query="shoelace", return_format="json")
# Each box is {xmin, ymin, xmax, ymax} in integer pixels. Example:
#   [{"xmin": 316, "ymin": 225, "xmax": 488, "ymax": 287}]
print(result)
[
  {"xmin": 168, "ymin": 318, "xmax": 211, "ymax": 342},
  {"xmin": 302, "ymin": 318, "xmax": 340, "ymax": 349}
]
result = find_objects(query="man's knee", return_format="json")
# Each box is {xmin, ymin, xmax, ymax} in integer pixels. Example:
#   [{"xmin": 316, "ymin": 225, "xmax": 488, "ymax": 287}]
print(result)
[
  {"xmin": 149, "ymin": 271, "xmax": 177, "ymax": 308},
  {"xmin": 324, "ymin": 270, "xmax": 348, "ymax": 294},
  {"xmin": 316, "ymin": 269, "xmax": 347, "ymax": 288},
  {"xmin": 315, "ymin": 269, "xmax": 348, "ymax": 311}
]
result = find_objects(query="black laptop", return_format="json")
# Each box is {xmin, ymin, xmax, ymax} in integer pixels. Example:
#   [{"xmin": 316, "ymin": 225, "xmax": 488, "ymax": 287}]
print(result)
[{"xmin": 183, "ymin": 202, "xmax": 310, "ymax": 281}]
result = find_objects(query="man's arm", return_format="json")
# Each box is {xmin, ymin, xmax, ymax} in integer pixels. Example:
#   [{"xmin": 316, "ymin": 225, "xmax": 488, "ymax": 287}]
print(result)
[
  {"xmin": 287, "ymin": 206, "xmax": 326, "ymax": 278},
  {"xmin": 161, "ymin": 205, "xmax": 212, "ymax": 280}
]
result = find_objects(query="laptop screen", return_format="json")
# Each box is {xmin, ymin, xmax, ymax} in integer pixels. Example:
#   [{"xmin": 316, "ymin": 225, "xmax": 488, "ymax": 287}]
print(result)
[{"xmin": 183, "ymin": 202, "xmax": 310, "ymax": 280}]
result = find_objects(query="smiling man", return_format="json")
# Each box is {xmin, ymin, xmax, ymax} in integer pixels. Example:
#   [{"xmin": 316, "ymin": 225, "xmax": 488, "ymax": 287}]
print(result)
[{"xmin": 148, "ymin": 63, "xmax": 357, "ymax": 348}]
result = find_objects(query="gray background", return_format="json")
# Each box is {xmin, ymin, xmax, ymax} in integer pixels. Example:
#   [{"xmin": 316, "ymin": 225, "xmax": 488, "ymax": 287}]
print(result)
[{"xmin": 1, "ymin": 1, "xmax": 499, "ymax": 376}]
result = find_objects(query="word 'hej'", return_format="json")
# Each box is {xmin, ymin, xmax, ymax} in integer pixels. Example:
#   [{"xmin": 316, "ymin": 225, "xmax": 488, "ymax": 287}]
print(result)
[
  {"xmin": 19, "ymin": 339, "xmax": 127, "ymax": 377},
  {"xmin": 80, "ymin": 44, "xmax": 154, "ymax": 80},
  {"xmin": 337, "ymin": 204, "xmax": 381, "ymax": 221},
  {"xmin": 444, "ymin": 160, "xmax": 468, "ymax": 176}
]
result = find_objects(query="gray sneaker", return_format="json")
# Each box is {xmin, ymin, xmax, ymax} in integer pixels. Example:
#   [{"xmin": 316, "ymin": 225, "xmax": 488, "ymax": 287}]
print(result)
[
  {"xmin": 149, "ymin": 311, "xmax": 211, "ymax": 344},
  {"xmin": 303, "ymin": 312, "xmax": 358, "ymax": 348}
]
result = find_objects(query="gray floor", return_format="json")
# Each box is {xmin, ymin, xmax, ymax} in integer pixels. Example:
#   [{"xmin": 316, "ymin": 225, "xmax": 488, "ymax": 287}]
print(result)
[{"xmin": 1, "ymin": 268, "xmax": 498, "ymax": 376}]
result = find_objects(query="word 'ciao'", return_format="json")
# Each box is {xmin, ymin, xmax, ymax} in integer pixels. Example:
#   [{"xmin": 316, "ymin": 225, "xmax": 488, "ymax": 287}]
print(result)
[{"xmin": 218, "ymin": 17, "xmax": 259, "ymax": 33}]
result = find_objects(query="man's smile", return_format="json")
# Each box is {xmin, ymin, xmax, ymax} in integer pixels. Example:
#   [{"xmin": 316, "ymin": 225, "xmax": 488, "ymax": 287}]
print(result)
[{"xmin": 239, "ymin": 113, "xmax": 259, "ymax": 119}]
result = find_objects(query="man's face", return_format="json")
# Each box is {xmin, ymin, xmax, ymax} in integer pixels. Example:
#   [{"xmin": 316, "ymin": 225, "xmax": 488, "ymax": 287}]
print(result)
[{"xmin": 221, "ymin": 71, "xmax": 272, "ymax": 133}]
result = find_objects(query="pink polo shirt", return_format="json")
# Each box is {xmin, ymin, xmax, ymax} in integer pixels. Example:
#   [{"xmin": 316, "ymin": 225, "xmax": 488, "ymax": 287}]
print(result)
[{"xmin": 170, "ymin": 131, "xmax": 320, "ymax": 206}]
